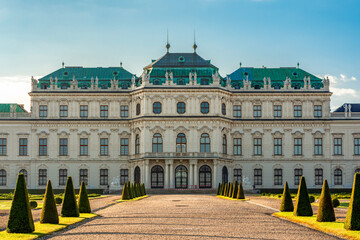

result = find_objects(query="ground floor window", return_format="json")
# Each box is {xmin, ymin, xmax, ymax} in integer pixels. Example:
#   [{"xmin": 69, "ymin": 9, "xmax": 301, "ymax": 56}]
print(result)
[
  {"xmin": 199, "ymin": 165, "xmax": 212, "ymax": 188},
  {"xmin": 120, "ymin": 169, "xmax": 128, "ymax": 185},
  {"xmin": 334, "ymin": 168, "xmax": 342, "ymax": 185},
  {"xmin": 254, "ymin": 168, "xmax": 262, "ymax": 185},
  {"xmin": 151, "ymin": 165, "xmax": 164, "ymax": 188},
  {"xmin": 0, "ymin": 169, "xmax": 6, "ymax": 186},
  {"xmin": 175, "ymin": 165, "xmax": 188, "ymax": 189},
  {"xmin": 19, "ymin": 169, "xmax": 27, "ymax": 184},
  {"xmin": 39, "ymin": 169, "xmax": 47, "ymax": 186},
  {"xmin": 294, "ymin": 168, "xmax": 303, "ymax": 185},
  {"xmin": 100, "ymin": 169, "xmax": 108, "ymax": 186},
  {"xmin": 134, "ymin": 166, "xmax": 141, "ymax": 183},
  {"xmin": 80, "ymin": 169, "xmax": 88, "ymax": 185},
  {"xmin": 222, "ymin": 166, "xmax": 228, "ymax": 183},
  {"xmin": 274, "ymin": 168, "xmax": 282, "ymax": 185},
  {"xmin": 234, "ymin": 168, "xmax": 242, "ymax": 183},
  {"xmin": 59, "ymin": 169, "xmax": 67, "ymax": 186},
  {"xmin": 315, "ymin": 168, "xmax": 323, "ymax": 185}
]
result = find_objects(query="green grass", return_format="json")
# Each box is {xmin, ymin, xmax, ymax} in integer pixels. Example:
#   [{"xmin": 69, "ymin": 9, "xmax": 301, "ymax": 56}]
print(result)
[
  {"xmin": 117, "ymin": 195, "xmax": 148, "ymax": 202},
  {"xmin": 217, "ymin": 196, "xmax": 249, "ymax": 201},
  {"xmin": 274, "ymin": 212, "xmax": 360, "ymax": 240},
  {"xmin": 0, "ymin": 213, "xmax": 96, "ymax": 240}
]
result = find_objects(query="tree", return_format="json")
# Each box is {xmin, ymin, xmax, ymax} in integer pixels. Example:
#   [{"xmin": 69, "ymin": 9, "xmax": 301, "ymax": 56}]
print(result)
[
  {"xmin": 121, "ymin": 182, "xmax": 130, "ymax": 200},
  {"xmin": 40, "ymin": 180, "xmax": 59, "ymax": 224},
  {"xmin": 61, "ymin": 176, "xmax": 79, "ymax": 217},
  {"xmin": 345, "ymin": 173, "xmax": 360, "ymax": 230},
  {"xmin": 78, "ymin": 181, "xmax": 91, "ymax": 213},
  {"xmin": 293, "ymin": 176, "xmax": 313, "ymax": 216},
  {"xmin": 237, "ymin": 182, "xmax": 245, "ymax": 199},
  {"xmin": 232, "ymin": 181, "xmax": 238, "ymax": 198},
  {"xmin": 317, "ymin": 179, "xmax": 335, "ymax": 222},
  {"xmin": 7, "ymin": 173, "xmax": 34, "ymax": 233},
  {"xmin": 280, "ymin": 181, "xmax": 294, "ymax": 212}
]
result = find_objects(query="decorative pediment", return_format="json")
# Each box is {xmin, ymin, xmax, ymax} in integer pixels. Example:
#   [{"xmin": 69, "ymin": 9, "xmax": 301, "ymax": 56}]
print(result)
[
  {"xmin": 118, "ymin": 130, "xmax": 131, "ymax": 137},
  {"xmin": 173, "ymin": 126, "xmax": 190, "ymax": 134},
  {"xmin": 252, "ymin": 163, "xmax": 263, "ymax": 169},
  {"xmin": 251, "ymin": 130, "xmax": 264, "ymax": 136},
  {"xmin": 331, "ymin": 132, "xmax": 344, "ymax": 138},
  {"xmin": 78, "ymin": 130, "xmax": 91, "ymax": 136},
  {"xmin": 230, "ymin": 130, "xmax": 243, "ymax": 137},
  {"xmin": 312, "ymin": 129, "xmax": 325, "ymax": 136},
  {"xmin": 98, "ymin": 130, "xmax": 111, "ymax": 136},
  {"xmin": 271, "ymin": 130, "xmax": 284, "ymax": 136},
  {"xmin": 197, "ymin": 125, "xmax": 213, "ymax": 134},
  {"xmin": 352, "ymin": 132, "xmax": 360, "ymax": 137},
  {"xmin": 149, "ymin": 126, "xmax": 166, "ymax": 134},
  {"xmin": 197, "ymin": 95, "xmax": 212, "ymax": 101},
  {"xmin": 149, "ymin": 95, "xmax": 165, "ymax": 101},
  {"xmin": 221, "ymin": 127, "xmax": 230, "ymax": 134},
  {"xmin": 57, "ymin": 130, "xmax": 70, "ymax": 136},
  {"xmin": 293, "ymin": 164, "xmax": 304, "ymax": 169},
  {"xmin": 272, "ymin": 164, "xmax": 284, "ymax": 169},
  {"xmin": 291, "ymin": 129, "xmax": 304, "ymax": 136},
  {"xmin": 36, "ymin": 130, "xmax": 50, "ymax": 136},
  {"xmin": 174, "ymin": 95, "xmax": 189, "ymax": 102}
]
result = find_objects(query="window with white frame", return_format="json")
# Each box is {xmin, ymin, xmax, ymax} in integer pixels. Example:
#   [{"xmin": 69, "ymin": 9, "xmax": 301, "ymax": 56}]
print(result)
[
  {"xmin": 100, "ymin": 138, "xmax": 109, "ymax": 156},
  {"xmin": 314, "ymin": 105, "xmax": 322, "ymax": 117},
  {"xmin": 315, "ymin": 168, "xmax": 323, "ymax": 185},
  {"xmin": 294, "ymin": 105, "xmax": 302, "ymax": 118},
  {"xmin": 120, "ymin": 105, "xmax": 129, "ymax": 118},
  {"xmin": 273, "ymin": 105, "xmax": 282, "ymax": 118},
  {"xmin": 355, "ymin": 138, "xmax": 360, "ymax": 155},
  {"xmin": 233, "ymin": 105, "xmax": 241, "ymax": 118},
  {"xmin": 120, "ymin": 138, "xmax": 129, "ymax": 156},
  {"xmin": 334, "ymin": 138, "xmax": 342, "ymax": 155},
  {"xmin": 79, "ymin": 169, "xmax": 88, "ymax": 185},
  {"xmin": 80, "ymin": 138, "xmax": 88, "ymax": 156},
  {"xmin": 254, "ymin": 168, "xmax": 262, "ymax": 185},
  {"xmin": 39, "ymin": 105, "xmax": 47, "ymax": 117},
  {"xmin": 294, "ymin": 168, "xmax": 303, "ymax": 185},
  {"xmin": 234, "ymin": 168, "xmax": 242, "ymax": 183},
  {"xmin": 274, "ymin": 138, "xmax": 282, "ymax": 155},
  {"xmin": 100, "ymin": 169, "xmax": 108, "ymax": 185},
  {"xmin": 254, "ymin": 138, "xmax": 262, "ymax": 155},
  {"xmin": 0, "ymin": 138, "xmax": 6, "ymax": 156},
  {"xmin": 38, "ymin": 169, "xmax": 47, "ymax": 186},
  {"xmin": 39, "ymin": 138, "xmax": 47, "ymax": 156},
  {"xmin": 314, "ymin": 138, "xmax": 323, "ymax": 155},
  {"xmin": 294, "ymin": 138, "xmax": 302, "ymax": 155},
  {"xmin": 274, "ymin": 168, "xmax": 282, "ymax": 185},
  {"xmin": 60, "ymin": 105, "xmax": 68, "ymax": 117},
  {"xmin": 253, "ymin": 105, "xmax": 261, "ymax": 118},
  {"xmin": 19, "ymin": 138, "xmax": 28, "ymax": 156},
  {"xmin": 233, "ymin": 138, "xmax": 242, "ymax": 156},
  {"xmin": 59, "ymin": 138, "xmax": 68, "ymax": 156},
  {"xmin": 334, "ymin": 168, "xmax": 342, "ymax": 185},
  {"xmin": 120, "ymin": 169, "xmax": 128, "ymax": 185}
]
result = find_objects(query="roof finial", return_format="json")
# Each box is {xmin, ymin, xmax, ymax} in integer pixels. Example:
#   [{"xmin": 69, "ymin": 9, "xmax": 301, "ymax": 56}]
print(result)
[
  {"xmin": 166, "ymin": 29, "xmax": 170, "ymax": 53},
  {"xmin": 193, "ymin": 30, "xmax": 197, "ymax": 53},
  {"xmin": 297, "ymin": 62, "xmax": 300, "ymax": 68},
  {"xmin": 239, "ymin": 62, "xmax": 242, "ymax": 68},
  {"xmin": 62, "ymin": 62, "xmax": 65, "ymax": 68},
  {"xmin": 120, "ymin": 61, "xmax": 123, "ymax": 68}
]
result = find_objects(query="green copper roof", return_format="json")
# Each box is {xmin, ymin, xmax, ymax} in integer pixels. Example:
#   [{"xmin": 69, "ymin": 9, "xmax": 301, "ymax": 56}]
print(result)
[{"xmin": 0, "ymin": 104, "xmax": 26, "ymax": 113}]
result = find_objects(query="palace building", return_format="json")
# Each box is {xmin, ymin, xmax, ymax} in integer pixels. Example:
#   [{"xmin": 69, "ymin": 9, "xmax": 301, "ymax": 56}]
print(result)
[{"xmin": 0, "ymin": 43, "xmax": 359, "ymax": 191}]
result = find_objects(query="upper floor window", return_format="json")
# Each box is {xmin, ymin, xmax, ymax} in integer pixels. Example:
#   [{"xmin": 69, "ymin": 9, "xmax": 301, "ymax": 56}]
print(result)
[
  {"xmin": 39, "ymin": 105, "xmax": 47, "ymax": 117},
  {"xmin": 135, "ymin": 134, "xmax": 140, "ymax": 154},
  {"xmin": 314, "ymin": 138, "xmax": 323, "ymax": 155},
  {"xmin": 200, "ymin": 133, "xmax": 210, "ymax": 153},
  {"xmin": 0, "ymin": 138, "xmax": 6, "ymax": 156},
  {"xmin": 274, "ymin": 168, "xmax": 282, "ymax": 185},
  {"xmin": 120, "ymin": 105, "xmax": 129, "ymax": 118},
  {"xmin": 100, "ymin": 105, "xmax": 108, "ymax": 118},
  {"xmin": 176, "ymin": 133, "xmax": 186, "ymax": 153},
  {"xmin": 314, "ymin": 105, "xmax": 322, "ymax": 117},
  {"xmin": 120, "ymin": 138, "xmax": 129, "ymax": 156},
  {"xmin": 294, "ymin": 138, "xmax": 302, "ymax": 155},
  {"xmin": 152, "ymin": 133, "xmax": 163, "ymax": 153},
  {"xmin": 19, "ymin": 138, "xmax": 28, "ymax": 156},
  {"xmin": 221, "ymin": 103, "xmax": 226, "ymax": 115},
  {"xmin": 294, "ymin": 168, "xmax": 303, "ymax": 185},
  {"xmin": 39, "ymin": 138, "xmax": 47, "ymax": 156},
  {"xmin": 153, "ymin": 102, "xmax": 162, "ymax": 114},
  {"xmin": 177, "ymin": 79, "xmax": 185, "ymax": 85},
  {"xmin": 40, "ymin": 83, "xmax": 48, "ymax": 89},
  {"xmin": 274, "ymin": 138, "xmax": 282, "ymax": 156},
  {"xmin": 177, "ymin": 102, "xmax": 186, "ymax": 114},
  {"xmin": 60, "ymin": 105, "xmax": 68, "ymax": 117},
  {"xmin": 334, "ymin": 138, "xmax": 342, "ymax": 155},
  {"xmin": 355, "ymin": 138, "xmax": 360, "ymax": 155},
  {"xmin": 59, "ymin": 138, "xmax": 68, "ymax": 156},
  {"xmin": 233, "ymin": 105, "xmax": 241, "ymax": 118},
  {"xmin": 294, "ymin": 105, "xmax": 302, "ymax": 118},
  {"xmin": 253, "ymin": 105, "xmax": 261, "ymax": 118},
  {"xmin": 233, "ymin": 138, "xmax": 242, "ymax": 155},
  {"xmin": 254, "ymin": 138, "xmax": 262, "ymax": 155},
  {"xmin": 201, "ymin": 102, "xmax": 209, "ymax": 114},
  {"xmin": 273, "ymin": 105, "xmax": 282, "ymax": 118},
  {"xmin": 153, "ymin": 79, "xmax": 161, "ymax": 85},
  {"xmin": 100, "ymin": 138, "xmax": 109, "ymax": 156},
  {"xmin": 315, "ymin": 168, "xmax": 323, "ymax": 185},
  {"xmin": 201, "ymin": 79, "xmax": 209, "ymax": 85},
  {"xmin": 136, "ymin": 104, "xmax": 141, "ymax": 115},
  {"xmin": 334, "ymin": 168, "xmax": 342, "ymax": 185},
  {"xmin": 222, "ymin": 135, "xmax": 227, "ymax": 154},
  {"xmin": 80, "ymin": 138, "xmax": 88, "ymax": 156},
  {"xmin": 38, "ymin": 169, "xmax": 47, "ymax": 186},
  {"xmin": 80, "ymin": 105, "xmax": 88, "ymax": 118}
]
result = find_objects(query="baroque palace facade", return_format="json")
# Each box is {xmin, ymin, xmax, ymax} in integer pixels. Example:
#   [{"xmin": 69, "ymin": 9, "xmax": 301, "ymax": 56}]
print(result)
[{"xmin": 0, "ymin": 45, "xmax": 359, "ymax": 191}]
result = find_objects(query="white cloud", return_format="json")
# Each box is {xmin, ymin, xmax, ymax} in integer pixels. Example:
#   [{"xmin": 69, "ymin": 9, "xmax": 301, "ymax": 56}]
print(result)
[{"xmin": 0, "ymin": 75, "xmax": 32, "ymax": 111}]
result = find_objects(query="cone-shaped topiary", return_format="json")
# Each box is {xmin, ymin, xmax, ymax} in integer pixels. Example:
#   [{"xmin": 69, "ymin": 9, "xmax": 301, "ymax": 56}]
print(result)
[
  {"xmin": 232, "ymin": 181, "xmax": 238, "ymax": 198},
  {"xmin": 226, "ymin": 182, "xmax": 231, "ymax": 196},
  {"xmin": 7, "ymin": 173, "xmax": 34, "ymax": 233},
  {"xmin": 345, "ymin": 173, "xmax": 360, "ymax": 230},
  {"xmin": 280, "ymin": 181, "xmax": 294, "ymax": 212},
  {"xmin": 293, "ymin": 176, "xmax": 313, "ymax": 216},
  {"xmin": 142, "ymin": 183, "xmax": 146, "ymax": 195},
  {"xmin": 137, "ymin": 184, "xmax": 141, "ymax": 197},
  {"xmin": 61, "ymin": 176, "xmax": 79, "ymax": 217},
  {"xmin": 222, "ymin": 182, "xmax": 227, "ymax": 196},
  {"xmin": 40, "ymin": 180, "xmax": 59, "ymax": 224},
  {"xmin": 121, "ymin": 182, "xmax": 130, "ymax": 200},
  {"xmin": 228, "ymin": 183, "xmax": 233, "ymax": 197},
  {"xmin": 217, "ymin": 183, "xmax": 221, "ymax": 195},
  {"xmin": 236, "ymin": 182, "xmax": 245, "ymax": 199},
  {"xmin": 78, "ymin": 181, "xmax": 91, "ymax": 213},
  {"xmin": 317, "ymin": 179, "xmax": 335, "ymax": 222},
  {"xmin": 130, "ymin": 183, "xmax": 135, "ymax": 199}
]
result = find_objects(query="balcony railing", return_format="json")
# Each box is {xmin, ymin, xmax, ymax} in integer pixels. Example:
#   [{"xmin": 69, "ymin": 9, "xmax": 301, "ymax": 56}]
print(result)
[{"xmin": 0, "ymin": 112, "xmax": 31, "ymax": 119}]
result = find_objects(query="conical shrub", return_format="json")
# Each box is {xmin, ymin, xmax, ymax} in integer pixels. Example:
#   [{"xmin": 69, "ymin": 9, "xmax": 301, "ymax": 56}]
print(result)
[
  {"xmin": 217, "ymin": 183, "xmax": 221, "ymax": 195},
  {"xmin": 232, "ymin": 181, "xmax": 238, "ymax": 198},
  {"xmin": 121, "ymin": 182, "xmax": 130, "ymax": 200},
  {"xmin": 236, "ymin": 182, "xmax": 245, "ymax": 199},
  {"xmin": 129, "ymin": 183, "xmax": 134, "ymax": 199},
  {"xmin": 78, "ymin": 181, "xmax": 91, "ymax": 213},
  {"xmin": 137, "ymin": 184, "xmax": 141, "ymax": 197},
  {"xmin": 142, "ymin": 183, "xmax": 146, "ymax": 195},
  {"xmin": 317, "ymin": 179, "xmax": 335, "ymax": 222},
  {"xmin": 228, "ymin": 183, "xmax": 233, "ymax": 197},
  {"xmin": 293, "ymin": 176, "xmax": 313, "ymax": 216},
  {"xmin": 61, "ymin": 176, "xmax": 79, "ymax": 217},
  {"xmin": 280, "ymin": 181, "xmax": 294, "ymax": 212},
  {"xmin": 7, "ymin": 173, "xmax": 34, "ymax": 233},
  {"xmin": 222, "ymin": 182, "xmax": 227, "ymax": 196},
  {"xmin": 226, "ymin": 182, "xmax": 231, "ymax": 196},
  {"xmin": 345, "ymin": 173, "xmax": 360, "ymax": 230},
  {"xmin": 40, "ymin": 180, "xmax": 59, "ymax": 224}
]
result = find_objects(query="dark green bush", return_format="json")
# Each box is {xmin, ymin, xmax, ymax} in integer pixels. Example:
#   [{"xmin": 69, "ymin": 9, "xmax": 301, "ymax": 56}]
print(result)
[
  {"xmin": 29, "ymin": 201, "xmax": 37, "ymax": 209},
  {"xmin": 78, "ymin": 181, "xmax": 91, "ymax": 213},
  {"xmin": 293, "ymin": 176, "xmax": 313, "ymax": 216},
  {"xmin": 40, "ymin": 180, "xmax": 59, "ymax": 224},
  {"xmin": 61, "ymin": 177, "xmax": 79, "ymax": 217},
  {"xmin": 232, "ymin": 181, "xmax": 238, "ymax": 198},
  {"xmin": 55, "ymin": 197, "xmax": 63, "ymax": 204},
  {"xmin": 280, "ymin": 181, "xmax": 294, "ymax": 212},
  {"xmin": 236, "ymin": 182, "xmax": 245, "ymax": 199},
  {"xmin": 316, "ymin": 179, "xmax": 335, "ymax": 222},
  {"xmin": 7, "ymin": 173, "xmax": 34, "ymax": 233},
  {"xmin": 332, "ymin": 198, "xmax": 340, "ymax": 208},
  {"xmin": 228, "ymin": 183, "xmax": 233, "ymax": 197},
  {"xmin": 222, "ymin": 183, "xmax": 227, "ymax": 196},
  {"xmin": 142, "ymin": 183, "xmax": 146, "ymax": 195},
  {"xmin": 345, "ymin": 173, "xmax": 360, "ymax": 230},
  {"xmin": 121, "ymin": 182, "xmax": 130, "ymax": 200},
  {"xmin": 309, "ymin": 196, "xmax": 315, "ymax": 203},
  {"xmin": 217, "ymin": 183, "xmax": 221, "ymax": 195}
]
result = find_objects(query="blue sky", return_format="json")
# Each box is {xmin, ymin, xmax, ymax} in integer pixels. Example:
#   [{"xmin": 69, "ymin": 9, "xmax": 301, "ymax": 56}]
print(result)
[{"xmin": 0, "ymin": 0, "xmax": 359, "ymax": 110}]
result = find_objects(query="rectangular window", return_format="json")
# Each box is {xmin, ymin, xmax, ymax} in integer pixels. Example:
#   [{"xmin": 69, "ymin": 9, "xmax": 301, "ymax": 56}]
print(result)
[
  {"xmin": 100, "ymin": 138, "xmax": 109, "ymax": 156},
  {"xmin": 38, "ymin": 169, "xmax": 47, "ymax": 186},
  {"xmin": 80, "ymin": 138, "xmax": 88, "ymax": 156},
  {"xmin": 59, "ymin": 169, "xmax": 67, "ymax": 186},
  {"xmin": 233, "ymin": 138, "xmax": 242, "ymax": 156},
  {"xmin": 100, "ymin": 169, "xmax": 108, "ymax": 185},
  {"xmin": 60, "ymin": 105, "xmax": 68, "ymax": 117},
  {"xmin": 253, "ymin": 105, "xmax": 261, "ymax": 118},
  {"xmin": 59, "ymin": 138, "xmax": 68, "ymax": 156},
  {"xmin": 233, "ymin": 105, "xmax": 241, "ymax": 118},
  {"xmin": 120, "ymin": 169, "xmax": 129, "ymax": 185},
  {"xmin": 274, "ymin": 138, "xmax": 282, "ymax": 156},
  {"xmin": 334, "ymin": 138, "xmax": 342, "ymax": 155},
  {"xmin": 0, "ymin": 138, "xmax": 7, "ymax": 156},
  {"xmin": 314, "ymin": 105, "xmax": 322, "ymax": 117},
  {"xmin": 315, "ymin": 168, "xmax": 323, "ymax": 185},
  {"xmin": 314, "ymin": 138, "xmax": 323, "ymax": 155},
  {"xmin": 120, "ymin": 138, "xmax": 129, "ymax": 156},
  {"xmin": 39, "ymin": 138, "xmax": 47, "ymax": 156},
  {"xmin": 100, "ymin": 105, "xmax": 108, "ymax": 118},
  {"xmin": 80, "ymin": 105, "xmax": 88, "ymax": 118},
  {"xmin": 273, "ymin": 105, "xmax": 282, "ymax": 118},
  {"xmin": 274, "ymin": 168, "xmax": 282, "ymax": 185},
  {"xmin": 121, "ymin": 105, "xmax": 129, "ymax": 118},
  {"xmin": 19, "ymin": 138, "xmax": 28, "ymax": 156},
  {"xmin": 254, "ymin": 168, "xmax": 262, "ymax": 185},
  {"xmin": 294, "ymin": 138, "xmax": 302, "ymax": 155},
  {"xmin": 234, "ymin": 168, "xmax": 242, "ymax": 183},
  {"xmin": 79, "ymin": 169, "xmax": 88, "ymax": 185},
  {"xmin": 355, "ymin": 138, "xmax": 360, "ymax": 155},
  {"xmin": 294, "ymin": 168, "xmax": 303, "ymax": 185},
  {"xmin": 254, "ymin": 138, "xmax": 262, "ymax": 155},
  {"xmin": 39, "ymin": 105, "xmax": 47, "ymax": 117},
  {"xmin": 294, "ymin": 105, "xmax": 302, "ymax": 118}
]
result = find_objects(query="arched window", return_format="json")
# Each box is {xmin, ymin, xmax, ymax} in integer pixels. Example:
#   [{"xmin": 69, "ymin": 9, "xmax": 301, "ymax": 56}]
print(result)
[
  {"xmin": 201, "ymin": 79, "xmax": 209, "ymax": 85},
  {"xmin": 152, "ymin": 134, "xmax": 163, "ymax": 153},
  {"xmin": 222, "ymin": 166, "xmax": 228, "ymax": 183},
  {"xmin": 222, "ymin": 135, "xmax": 227, "ymax": 154},
  {"xmin": 153, "ymin": 79, "xmax": 161, "ymax": 85},
  {"xmin": 153, "ymin": 102, "xmax": 162, "ymax": 114},
  {"xmin": 200, "ymin": 133, "xmax": 210, "ymax": 153},
  {"xmin": 0, "ymin": 169, "xmax": 6, "ymax": 186},
  {"xmin": 175, "ymin": 165, "xmax": 188, "ymax": 189},
  {"xmin": 199, "ymin": 165, "xmax": 212, "ymax": 188},
  {"xmin": 201, "ymin": 102, "xmax": 209, "ymax": 114},
  {"xmin": 135, "ymin": 135, "xmax": 140, "ymax": 154},
  {"xmin": 176, "ymin": 133, "xmax": 186, "ymax": 153},
  {"xmin": 134, "ymin": 166, "xmax": 141, "ymax": 184},
  {"xmin": 136, "ymin": 103, "xmax": 141, "ymax": 115},
  {"xmin": 334, "ymin": 168, "xmax": 342, "ymax": 185},
  {"xmin": 177, "ymin": 79, "xmax": 185, "ymax": 85},
  {"xmin": 151, "ymin": 165, "xmax": 164, "ymax": 188},
  {"xmin": 177, "ymin": 102, "xmax": 186, "ymax": 114},
  {"xmin": 19, "ymin": 169, "xmax": 28, "ymax": 184},
  {"xmin": 222, "ymin": 103, "xmax": 226, "ymax": 115}
]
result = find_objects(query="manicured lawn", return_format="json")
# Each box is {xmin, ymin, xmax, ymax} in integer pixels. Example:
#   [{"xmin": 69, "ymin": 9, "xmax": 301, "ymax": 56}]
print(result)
[
  {"xmin": 274, "ymin": 212, "xmax": 360, "ymax": 240},
  {"xmin": 0, "ymin": 213, "xmax": 96, "ymax": 240}
]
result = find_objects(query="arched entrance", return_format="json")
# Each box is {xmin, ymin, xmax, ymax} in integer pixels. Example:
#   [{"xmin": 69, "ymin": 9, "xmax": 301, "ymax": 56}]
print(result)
[
  {"xmin": 222, "ymin": 166, "xmax": 228, "ymax": 183},
  {"xmin": 134, "ymin": 166, "xmax": 140, "ymax": 183},
  {"xmin": 151, "ymin": 165, "xmax": 164, "ymax": 188},
  {"xmin": 175, "ymin": 165, "xmax": 188, "ymax": 189},
  {"xmin": 199, "ymin": 165, "xmax": 212, "ymax": 188}
]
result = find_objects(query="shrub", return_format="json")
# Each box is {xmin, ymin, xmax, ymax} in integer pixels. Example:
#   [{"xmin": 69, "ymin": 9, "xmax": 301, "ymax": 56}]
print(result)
[
  {"xmin": 55, "ymin": 197, "xmax": 63, "ymax": 205},
  {"xmin": 136, "ymin": 183, "xmax": 141, "ymax": 197},
  {"xmin": 332, "ymin": 198, "xmax": 340, "ymax": 208},
  {"xmin": 293, "ymin": 176, "xmax": 313, "ymax": 216},
  {"xmin": 232, "ymin": 181, "xmax": 238, "ymax": 198},
  {"xmin": 228, "ymin": 183, "xmax": 233, "ymax": 197},
  {"xmin": 29, "ymin": 201, "xmax": 37, "ymax": 209},
  {"xmin": 317, "ymin": 179, "xmax": 335, "ymax": 222},
  {"xmin": 7, "ymin": 173, "xmax": 34, "ymax": 233},
  {"xmin": 61, "ymin": 177, "xmax": 79, "ymax": 217},
  {"xmin": 280, "ymin": 181, "xmax": 294, "ymax": 212},
  {"xmin": 217, "ymin": 183, "xmax": 221, "ymax": 195},
  {"xmin": 236, "ymin": 182, "xmax": 245, "ymax": 199},
  {"xmin": 121, "ymin": 183, "xmax": 130, "ymax": 200},
  {"xmin": 142, "ymin": 183, "xmax": 146, "ymax": 195},
  {"xmin": 309, "ymin": 196, "xmax": 315, "ymax": 203},
  {"xmin": 222, "ymin": 183, "xmax": 227, "ymax": 196},
  {"xmin": 78, "ymin": 181, "xmax": 91, "ymax": 213},
  {"xmin": 40, "ymin": 180, "xmax": 59, "ymax": 224},
  {"xmin": 345, "ymin": 173, "xmax": 360, "ymax": 230}
]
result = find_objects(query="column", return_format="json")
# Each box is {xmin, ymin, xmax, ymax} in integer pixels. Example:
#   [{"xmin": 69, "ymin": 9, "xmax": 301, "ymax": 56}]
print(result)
[
  {"xmin": 145, "ymin": 160, "xmax": 150, "ymax": 189},
  {"xmin": 169, "ymin": 160, "xmax": 174, "ymax": 189},
  {"xmin": 189, "ymin": 163, "xmax": 194, "ymax": 188},
  {"xmin": 228, "ymin": 166, "xmax": 232, "ymax": 183},
  {"xmin": 165, "ymin": 163, "xmax": 169, "ymax": 188},
  {"xmin": 194, "ymin": 161, "xmax": 198, "ymax": 188},
  {"xmin": 213, "ymin": 160, "xmax": 218, "ymax": 187}
]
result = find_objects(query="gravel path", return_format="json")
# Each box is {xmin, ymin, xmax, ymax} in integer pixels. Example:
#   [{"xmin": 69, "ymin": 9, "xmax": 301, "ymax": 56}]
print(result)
[{"xmin": 44, "ymin": 195, "xmax": 343, "ymax": 240}]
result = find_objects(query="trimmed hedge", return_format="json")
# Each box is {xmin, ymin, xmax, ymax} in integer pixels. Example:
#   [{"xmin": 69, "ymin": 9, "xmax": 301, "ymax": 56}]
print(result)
[
  {"xmin": 30, "ymin": 201, "xmax": 37, "ymax": 209},
  {"xmin": 332, "ymin": 198, "xmax": 340, "ymax": 208},
  {"xmin": 345, "ymin": 173, "xmax": 360, "ymax": 230},
  {"xmin": 293, "ymin": 176, "xmax": 313, "ymax": 216},
  {"xmin": 78, "ymin": 181, "xmax": 91, "ymax": 213},
  {"xmin": 7, "ymin": 173, "xmax": 34, "ymax": 233},
  {"xmin": 40, "ymin": 180, "xmax": 59, "ymax": 224},
  {"xmin": 221, "ymin": 182, "xmax": 226, "ymax": 196},
  {"xmin": 317, "ymin": 179, "xmax": 335, "ymax": 222},
  {"xmin": 217, "ymin": 183, "xmax": 221, "ymax": 195},
  {"xmin": 228, "ymin": 183, "xmax": 233, "ymax": 197},
  {"xmin": 237, "ymin": 182, "xmax": 245, "ymax": 199},
  {"xmin": 121, "ymin": 182, "xmax": 130, "ymax": 200},
  {"xmin": 232, "ymin": 181, "xmax": 238, "ymax": 199},
  {"xmin": 55, "ymin": 197, "xmax": 63, "ymax": 205},
  {"xmin": 280, "ymin": 181, "xmax": 294, "ymax": 212},
  {"xmin": 61, "ymin": 177, "xmax": 79, "ymax": 217}
]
